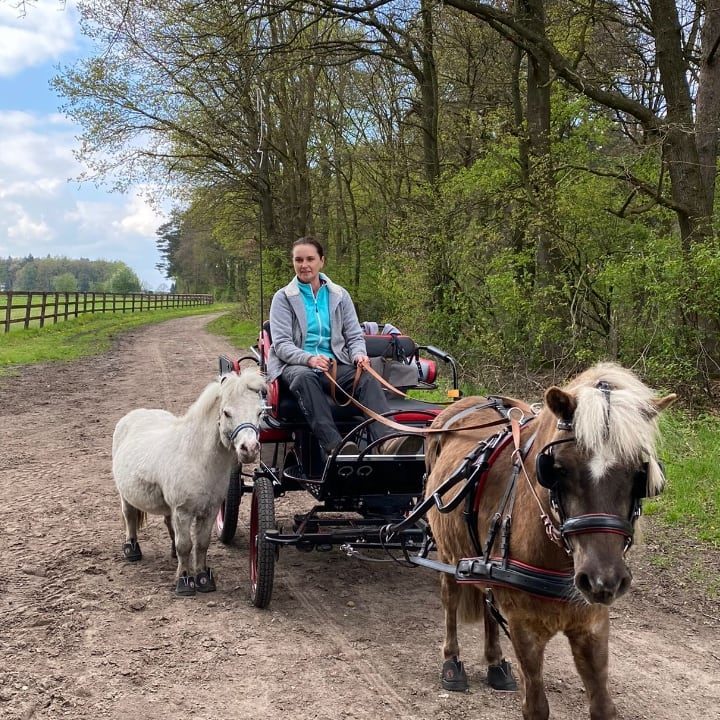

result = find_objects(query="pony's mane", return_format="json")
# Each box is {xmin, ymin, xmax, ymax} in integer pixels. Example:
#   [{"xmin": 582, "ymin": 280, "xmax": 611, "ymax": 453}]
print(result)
[
  {"xmin": 563, "ymin": 362, "xmax": 664, "ymax": 492},
  {"xmin": 185, "ymin": 368, "xmax": 266, "ymax": 420}
]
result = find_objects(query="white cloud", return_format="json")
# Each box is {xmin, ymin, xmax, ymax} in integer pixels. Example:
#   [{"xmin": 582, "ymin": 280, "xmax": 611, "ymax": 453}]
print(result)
[
  {"xmin": 0, "ymin": 176, "xmax": 61, "ymax": 198},
  {"xmin": 117, "ymin": 190, "xmax": 166, "ymax": 237},
  {"xmin": 0, "ymin": 0, "xmax": 78, "ymax": 77},
  {"xmin": 6, "ymin": 208, "xmax": 52, "ymax": 242},
  {"xmin": 1, "ymin": 200, "xmax": 53, "ymax": 247},
  {"xmin": 0, "ymin": 110, "xmax": 81, "ymax": 177}
]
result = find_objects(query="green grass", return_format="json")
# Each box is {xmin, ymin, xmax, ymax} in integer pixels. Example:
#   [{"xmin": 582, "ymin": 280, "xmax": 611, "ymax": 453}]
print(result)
[
  {"xmin": 204, "ymin": 308, "xmax": 261, "ymax": 351},
  {"xmin": 645, "ymin": 410, "xmax": 720, "ymax": 547},
  {"xmin": 0, "ymin": 303, "xmax": 235, "ymax": 372}
]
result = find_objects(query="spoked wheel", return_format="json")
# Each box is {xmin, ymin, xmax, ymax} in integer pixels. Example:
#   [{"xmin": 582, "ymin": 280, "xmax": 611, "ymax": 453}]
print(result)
[
  {"xmin": 216, "ymin": 466, "xmax": 241, "ymax": 544},
  {"xmin": 249, "ymin": 475, "xmax": 276, "ymax": 608}
]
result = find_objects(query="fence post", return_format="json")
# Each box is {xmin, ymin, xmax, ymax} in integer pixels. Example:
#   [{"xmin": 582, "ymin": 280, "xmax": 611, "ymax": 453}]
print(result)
[
  {"xmin": 40, "ymin": 292, "xmax": 48, "ymax": 328},
  {"xmin": 22, "ymin": 292, "xmax": 31, "ymax": 329},
  {"xmin": 3, "ymin": 291, "xmax": 12, "ymax": 333}
]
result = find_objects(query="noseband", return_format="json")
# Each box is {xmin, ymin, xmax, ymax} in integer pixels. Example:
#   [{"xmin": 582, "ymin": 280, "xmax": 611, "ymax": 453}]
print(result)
[
  {"xmin": 227, "ymin": 422, "xmax": 260, "ymax": 443},
  {"xmin": 535, "ymin": 434, "xmax": 648, "ymax": 554}
]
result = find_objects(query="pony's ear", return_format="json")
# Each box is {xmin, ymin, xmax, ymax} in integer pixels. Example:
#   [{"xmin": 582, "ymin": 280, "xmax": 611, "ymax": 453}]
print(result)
[
  {"xmin": 545, "ymin": 386, "xmax": 577, "ymax": 425},
  {"xmin": 652, "ymin": 393, "xmax": 677, "ymax": 413},
  {"xmin": 640, "ymin": 392, "xmax": 677, "ymax": 419}
]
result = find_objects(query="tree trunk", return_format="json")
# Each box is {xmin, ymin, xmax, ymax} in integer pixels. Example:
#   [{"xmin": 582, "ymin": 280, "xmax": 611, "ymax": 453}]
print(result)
[
  {"xmin": 651, "ymin": 0, "xmax": 713, "ymax": 248},
  {"xmin": 695, "ymin": 0, "xmax": 720, "ymax": 215},
  {"xmin": 419, "ymin": 0, "xmax": 441, "ymax": 183}
]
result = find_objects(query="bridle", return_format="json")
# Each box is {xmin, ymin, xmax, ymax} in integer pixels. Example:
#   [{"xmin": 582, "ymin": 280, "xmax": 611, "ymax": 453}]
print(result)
[
  {"xmin": 534, "ymin": 426, "xmax": 652, "ymax": 555},
  {"xmin": 227, "ymin": 422, "xmax": 261, "ymax": 443},
  {"xmin": 218, "ymin": 372, "xmax": 269, "ymax": 446}
]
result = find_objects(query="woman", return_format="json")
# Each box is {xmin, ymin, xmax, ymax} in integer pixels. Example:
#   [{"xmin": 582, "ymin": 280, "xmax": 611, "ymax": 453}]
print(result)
[{"xmin": 266, "ymin": 237, "xmax": 418, "ymax": 458}]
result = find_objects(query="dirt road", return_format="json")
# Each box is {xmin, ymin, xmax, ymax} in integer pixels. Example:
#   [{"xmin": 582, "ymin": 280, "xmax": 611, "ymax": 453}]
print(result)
[{"xmin": 1, "ymin": 314, "xmax": 718, "ymax": 720}]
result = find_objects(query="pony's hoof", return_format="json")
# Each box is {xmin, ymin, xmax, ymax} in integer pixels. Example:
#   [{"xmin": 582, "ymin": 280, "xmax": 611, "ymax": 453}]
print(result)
[
  {"xmin": 195, "ymin": 568, "xmax": 216, "ymax": 593},
  {"xmin": 175, "ymin": 574, "xmax": 196, "ymax": 597},
  {"xmin": 487, "ymin": 659, "xmax": 518, "ymax": 691},
  {"xmin": 441, "ymin": 657, "xmax": 468, "ymax": 692},
  {"xmin": 122, "ymin": 540, "xmax": 142, "ymax": 562}
]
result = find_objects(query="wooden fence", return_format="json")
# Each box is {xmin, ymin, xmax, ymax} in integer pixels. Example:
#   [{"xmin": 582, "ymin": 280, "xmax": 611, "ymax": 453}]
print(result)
[{"xmin": 1, "ymin": 291, "xmax": 214, "ymax": 333}]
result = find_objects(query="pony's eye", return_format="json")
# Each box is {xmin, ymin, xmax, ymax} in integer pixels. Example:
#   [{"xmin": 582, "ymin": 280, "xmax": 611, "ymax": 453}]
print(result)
[{"xmin": 223, "ymin": 410, "xmax": 231, "ymax": 418}]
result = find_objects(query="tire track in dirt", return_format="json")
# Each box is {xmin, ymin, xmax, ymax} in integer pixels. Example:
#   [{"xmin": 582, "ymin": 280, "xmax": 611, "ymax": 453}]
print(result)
[{"xmin": 282, "ymin": 573, "xmax": 416, "ymax": 718}]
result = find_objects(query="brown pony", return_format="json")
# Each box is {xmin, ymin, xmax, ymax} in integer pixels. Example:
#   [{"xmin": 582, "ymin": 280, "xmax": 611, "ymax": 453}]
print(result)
[{"xmin": 424, "ymin": 362, "xmax": 675, "ymax": 720}]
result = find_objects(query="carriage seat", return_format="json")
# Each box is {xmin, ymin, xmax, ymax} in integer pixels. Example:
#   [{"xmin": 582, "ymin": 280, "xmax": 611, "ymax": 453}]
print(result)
[{"xmin": 258, "ymin": 320, "xmax": 437, "ymax": 427}]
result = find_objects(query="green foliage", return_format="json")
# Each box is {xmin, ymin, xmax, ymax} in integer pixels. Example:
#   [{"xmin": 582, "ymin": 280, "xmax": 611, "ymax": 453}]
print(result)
[
  {"xmin": 48, "ymin": 0, "xmax": 720, "ymax": 399},
  {"xmin": 0, "ymin": 256, "xmax": 133, "ymax": 292},
  {"xmin": 52, "ymin": 272, "xmax": 78, "ymax": 292},
  {"xmin": 106, "ymin": 264, "xmax": 142, "ymax": 294}
]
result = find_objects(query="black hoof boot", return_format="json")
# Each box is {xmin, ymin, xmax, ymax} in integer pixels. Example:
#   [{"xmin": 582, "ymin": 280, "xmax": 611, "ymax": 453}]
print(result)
[
  {"xmin": 195, "ymin": 568, "xmax": 216, "ymax": 593},
  {"xmin": 122, "ymin": 540, "xmax": 142, "ymax": 562},
  {"xmin": 175, "ymin": 573, "xmax": 196, "ymax": 597},
  {"xmin": 441, "ymin": 657, "xmax": 469, "ymax": 692},
  {"xmin": 487, "ymin": 659, "xmax": 518, "ymax": 691}
]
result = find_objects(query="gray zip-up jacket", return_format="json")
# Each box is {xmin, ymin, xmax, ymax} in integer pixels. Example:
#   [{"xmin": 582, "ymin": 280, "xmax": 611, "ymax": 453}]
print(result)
[{"xmin": 266, "ymin": 273, "xmax": 367, "ymax": 381}]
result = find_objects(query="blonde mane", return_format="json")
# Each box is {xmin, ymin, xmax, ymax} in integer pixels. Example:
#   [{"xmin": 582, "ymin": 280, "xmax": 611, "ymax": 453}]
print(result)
[{"xmin": 565, "ymin": 362, "xmax": 665, "ymax": 492}]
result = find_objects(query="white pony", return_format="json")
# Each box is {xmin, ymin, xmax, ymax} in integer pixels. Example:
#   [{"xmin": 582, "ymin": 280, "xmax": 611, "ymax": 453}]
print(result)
[{"xmin": 112, "ymin": 368, "xmax": 267, "ymax": 596}]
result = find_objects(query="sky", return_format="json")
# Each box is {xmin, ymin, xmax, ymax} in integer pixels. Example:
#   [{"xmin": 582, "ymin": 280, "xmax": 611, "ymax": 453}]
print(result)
[{"xmin": 0, "ymin": 0, "xmax": 169, "ymax": 290}]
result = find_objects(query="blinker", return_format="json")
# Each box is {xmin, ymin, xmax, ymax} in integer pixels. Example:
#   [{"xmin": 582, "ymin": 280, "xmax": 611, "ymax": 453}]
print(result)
[{"xmin": 536, "ymin": 451, "xmax": 558, "ymax": 489}]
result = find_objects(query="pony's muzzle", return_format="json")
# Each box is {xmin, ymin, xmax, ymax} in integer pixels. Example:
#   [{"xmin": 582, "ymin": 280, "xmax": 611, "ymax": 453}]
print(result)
[
  {"xmin": 574, "ymin": 552, "xmax": 632, "ymax": 605},
  {"xmin": 235, "ymin": 434, "xmax": 261, "ymax": 464}
]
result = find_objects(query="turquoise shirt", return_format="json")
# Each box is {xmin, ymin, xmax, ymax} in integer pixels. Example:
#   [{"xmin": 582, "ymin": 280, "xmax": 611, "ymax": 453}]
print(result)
[{"xmin": 298, "ymin": 279, "xmax": 333, "ymax": 358}]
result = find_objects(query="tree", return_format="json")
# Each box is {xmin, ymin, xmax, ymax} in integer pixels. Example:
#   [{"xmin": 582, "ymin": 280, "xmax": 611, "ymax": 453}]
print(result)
[
  {"xmin": 52, "ymin": 272, "xmax": 78, "ymax": 292},
  {"xmin": 107, "ymin": 265, "xmax": 142, "ymax": 293}
]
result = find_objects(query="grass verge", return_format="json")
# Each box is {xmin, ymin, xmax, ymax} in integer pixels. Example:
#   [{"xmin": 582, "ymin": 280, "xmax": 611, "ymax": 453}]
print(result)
[
  {"xmin": 0, "ymin": 303, "xmax": 233, "ymax": 373},
  {"xmin": 646, "ymin": 410, "xmax": 720, "ymax": 548}
]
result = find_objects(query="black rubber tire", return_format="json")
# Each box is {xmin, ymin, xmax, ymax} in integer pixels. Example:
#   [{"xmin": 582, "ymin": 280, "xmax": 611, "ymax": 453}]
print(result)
[
  {"xmin": 249, "ymin": 475, "xmax": 276, "ymax": 608},
  {"xmin": 216, "ymin": 466, "xmax": 241, "ymax": 544}
]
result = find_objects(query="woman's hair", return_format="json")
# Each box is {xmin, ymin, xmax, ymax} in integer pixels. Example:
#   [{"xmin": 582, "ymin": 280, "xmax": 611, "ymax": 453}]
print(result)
[{"xmin": 293, "ymin": 236, "xmax": 324, "ymax": 258}]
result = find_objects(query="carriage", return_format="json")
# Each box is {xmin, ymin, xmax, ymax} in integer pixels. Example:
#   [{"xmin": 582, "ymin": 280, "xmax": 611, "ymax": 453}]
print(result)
[{"xmin": 215, "ymin": 322, "xmax": 460, "ymax": 608}]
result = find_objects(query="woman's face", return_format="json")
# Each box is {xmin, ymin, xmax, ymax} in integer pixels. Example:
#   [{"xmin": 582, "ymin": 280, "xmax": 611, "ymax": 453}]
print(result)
[{"xmin": 292, "ymin": 243, "xmax": 325, "ymax": 286}]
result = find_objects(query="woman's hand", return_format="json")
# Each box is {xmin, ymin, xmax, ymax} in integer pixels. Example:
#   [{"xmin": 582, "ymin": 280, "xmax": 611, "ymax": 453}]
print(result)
[
  {"xmin": 308, "ymin": 355, "xmax": 331, "ymax": 371},
  {"xmin": 354, "ymin": 354, "xmax": 370, "ymax": 368}
]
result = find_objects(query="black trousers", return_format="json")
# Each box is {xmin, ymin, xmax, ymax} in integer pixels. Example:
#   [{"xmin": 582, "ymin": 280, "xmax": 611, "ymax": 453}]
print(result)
[{"xmin": 281, "ymin": 362, "xmax": 394, "ymax": 453}]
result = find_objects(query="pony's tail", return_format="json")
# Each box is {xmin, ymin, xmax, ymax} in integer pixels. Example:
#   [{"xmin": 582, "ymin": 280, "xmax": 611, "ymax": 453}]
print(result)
[{"xmin": 457, "ymin": 584, "xmax": 486, "ymax": 623}]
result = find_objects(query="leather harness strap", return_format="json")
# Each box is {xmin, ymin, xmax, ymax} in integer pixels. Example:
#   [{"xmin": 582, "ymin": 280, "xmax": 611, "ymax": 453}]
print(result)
[
  {"xmin": 326, "ymin": 358, "xmax": 363, "ymax": 407},
  {"xmin": 322, "ymin": 366, "xmax": 511, "ymax": 436},
  {"xmin": 361, "ymin": 361, "xmax": 456, "ymax": 405}
]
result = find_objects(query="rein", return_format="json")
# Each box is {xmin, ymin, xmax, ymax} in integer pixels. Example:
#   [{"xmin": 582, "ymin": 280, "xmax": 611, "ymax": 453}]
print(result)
[
  {"xmin": 360, "ymin": 361, "xmax": 456, "ymax": 404},
  {"xmin": 321, "ymin": 364, "xmax": 511, "ymax": 436}
]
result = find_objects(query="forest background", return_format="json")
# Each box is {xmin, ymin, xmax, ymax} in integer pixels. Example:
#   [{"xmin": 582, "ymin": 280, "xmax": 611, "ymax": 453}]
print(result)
[{"xmin": 13, "ymin": 0, "xmax": 720, "ymax": 398}]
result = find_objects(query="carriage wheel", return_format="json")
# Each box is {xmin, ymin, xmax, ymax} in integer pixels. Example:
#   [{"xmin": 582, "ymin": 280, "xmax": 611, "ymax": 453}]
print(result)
[
  {"xmin": 216, "ymin": 466, "xmax": 241, "ymax": 544},
  {"xmin": 249, "ymin": 475, "xmax": 276, "ymax": 608}
]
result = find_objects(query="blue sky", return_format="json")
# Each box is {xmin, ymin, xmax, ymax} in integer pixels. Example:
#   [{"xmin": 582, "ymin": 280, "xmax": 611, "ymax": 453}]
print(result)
[{"xmin": 0, "ymin": 0, "xmax": 168, "ymax": 289}]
